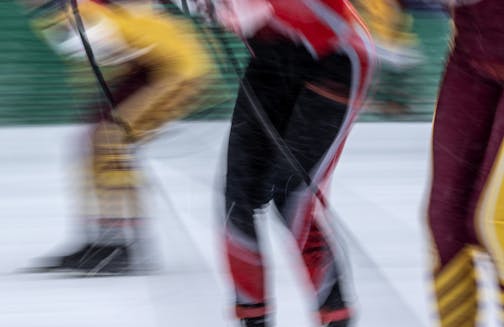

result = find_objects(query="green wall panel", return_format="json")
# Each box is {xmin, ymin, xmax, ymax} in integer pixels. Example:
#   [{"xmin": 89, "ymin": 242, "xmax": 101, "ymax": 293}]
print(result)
[{"xmin": 0, "ymin": 2, "xmax": 450, "ymax": 124}]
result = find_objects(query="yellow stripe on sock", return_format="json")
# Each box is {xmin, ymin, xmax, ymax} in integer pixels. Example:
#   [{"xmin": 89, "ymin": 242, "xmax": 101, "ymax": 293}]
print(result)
[
  {"xmin": 434, "ymin": 249, "xmax": 474, "ymax": 293},
  {"xmin": 437, "ymin": 275, "xmax": 476, "ymax": 314},
  {"xmin": 440, "ymin": 296, "xmax": 478, "ymax": 327}
]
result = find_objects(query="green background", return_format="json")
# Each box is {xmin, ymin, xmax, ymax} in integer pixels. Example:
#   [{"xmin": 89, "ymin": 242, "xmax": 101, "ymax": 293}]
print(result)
[{"xmin": 0, "ymin": 1, "xmax": 451, "ymax": 125}]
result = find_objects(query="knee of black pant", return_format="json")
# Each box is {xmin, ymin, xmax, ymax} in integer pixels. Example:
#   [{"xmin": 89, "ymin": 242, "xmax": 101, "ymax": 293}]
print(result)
[
  {"xmin": 225, "ymin": 173, "xmax": 273, "ymax": 210},
  {"xmin": 224, "ymin": 198, "xmax": 261, "ymax": 238},
  {"xmin": 272, "ymin": 192, "xmax": 287, "ymax": 215},
  {"xmin": 272, "ymin": 175, "xmax": 304, "ymax": 220}
]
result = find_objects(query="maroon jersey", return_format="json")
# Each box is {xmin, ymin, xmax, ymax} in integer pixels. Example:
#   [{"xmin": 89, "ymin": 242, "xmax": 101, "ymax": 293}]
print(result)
[{"xmin": 454, "ymin": 0, "xmax": 504, "ymax": 63}]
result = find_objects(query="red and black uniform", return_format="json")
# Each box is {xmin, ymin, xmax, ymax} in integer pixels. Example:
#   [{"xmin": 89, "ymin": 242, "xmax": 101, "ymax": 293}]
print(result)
[
  {"xmin": 427, "ymin": 1, "xmax": 504, "ymax": 326},
  {"xmin": 222, "ymin": 0, "xmax": 374, "ymax": 325}
]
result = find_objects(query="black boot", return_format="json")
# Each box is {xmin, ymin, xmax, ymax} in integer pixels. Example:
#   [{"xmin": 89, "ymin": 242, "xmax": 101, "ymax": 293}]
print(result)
[
  {"xmin": 77, "ymin": 244, "xmax": 130, "ymax": 276},
  {"xmin": 28, "ymin": 243, "xmax": 130, "ymax": 276},
  {"xmin": 325, "ymin": 318, "xmax": 351, "ymax": 327},
  {"xmin": 240, "ymin": 316, "xmax": 269, "ymax": 327},
  {"xmin": 28, "ymin": 243, "xmax": 94, "ymax": 272}
]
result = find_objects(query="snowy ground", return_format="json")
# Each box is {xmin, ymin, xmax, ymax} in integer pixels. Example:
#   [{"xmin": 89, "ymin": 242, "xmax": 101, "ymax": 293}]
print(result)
[{"xmin": 0, "ymin": 122, "xmax": 494, "ymax": 327}]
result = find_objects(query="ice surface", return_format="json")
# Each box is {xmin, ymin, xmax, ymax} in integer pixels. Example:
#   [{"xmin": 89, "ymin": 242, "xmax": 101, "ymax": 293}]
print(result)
[{"xmin": 0, "ymin": 122, "xmax": 498, "ymax": 327}]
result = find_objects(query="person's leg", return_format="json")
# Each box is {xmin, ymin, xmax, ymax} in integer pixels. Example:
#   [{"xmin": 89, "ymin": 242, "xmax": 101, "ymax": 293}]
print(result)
[
  {"xmin": 428, "ymin": 53, "xmax": 501, "ymax": 327},
  {"xmin": 225, "ymin": 44, "xmax": 303, "ymax": 324},
  {"xmin": 71, "ymin": 69, "xmax": 212, "ymax": 274},
  {"xmin": 272, "ymin": 53, "xmax": 359, "ymax": 326},
  {"xmin": 29, "ymin": 67, "xmax": 151, "ymax": 274}
]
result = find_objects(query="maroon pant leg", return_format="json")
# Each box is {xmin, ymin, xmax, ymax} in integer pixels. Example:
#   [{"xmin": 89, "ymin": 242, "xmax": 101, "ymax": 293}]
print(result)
[{"xmin": 428, "ymin": 52, "xmax": 502, "ymax": 267}]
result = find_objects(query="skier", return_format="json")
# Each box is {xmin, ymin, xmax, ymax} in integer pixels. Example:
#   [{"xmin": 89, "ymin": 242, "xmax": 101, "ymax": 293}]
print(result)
[{"xmin": 25, "ymin": 0, "xmax": 215, "ymax": 275}]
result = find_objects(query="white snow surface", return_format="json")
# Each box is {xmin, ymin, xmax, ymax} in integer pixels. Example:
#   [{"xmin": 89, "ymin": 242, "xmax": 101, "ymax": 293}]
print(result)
[{"xmin": 0, "ymin": 122, "xmax": 499, "ymax": 327}]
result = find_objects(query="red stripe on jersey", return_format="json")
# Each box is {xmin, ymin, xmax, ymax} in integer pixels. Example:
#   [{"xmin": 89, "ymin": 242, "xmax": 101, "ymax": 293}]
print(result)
[{"xmin": 265, "ymin": 0, "xmax": 369, "ymax": 57}]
